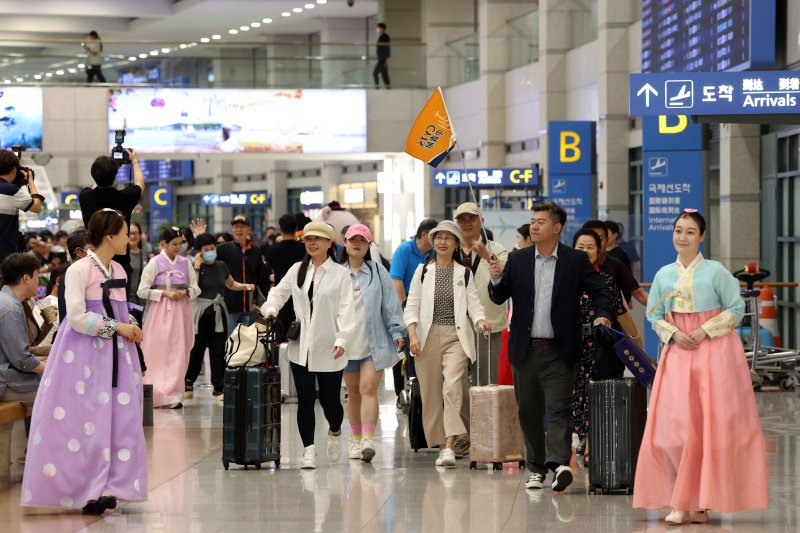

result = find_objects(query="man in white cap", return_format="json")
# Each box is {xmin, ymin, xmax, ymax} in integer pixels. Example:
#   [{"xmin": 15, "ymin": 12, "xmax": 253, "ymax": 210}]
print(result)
[{"xmin": 453, "ymin": 201, "xmax": 508, "ymax": 458}]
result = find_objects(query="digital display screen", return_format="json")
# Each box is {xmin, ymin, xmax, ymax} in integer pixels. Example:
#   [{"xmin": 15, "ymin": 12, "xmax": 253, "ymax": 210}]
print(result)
[
  {"xmin": 108, "ymin": 88, "xmax": 367, "ymax": 154},
  {"xmin": 0, "ymin": 87, "xmax": 43, "ymax": 151},
  {"xmin": 115, "ymin": 159, "xmax": 194, "ymax": 183},
  {"xmin": 642, "ymin": 0, "xmax": 775, "ymax": 73}
]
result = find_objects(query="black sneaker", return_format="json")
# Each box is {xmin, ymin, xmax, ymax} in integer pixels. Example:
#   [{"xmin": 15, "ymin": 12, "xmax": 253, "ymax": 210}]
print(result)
[
  {"xmin": 213, "ymin": 389, "xmax": 224, "ymax": 400},
  {"xmin": 552, "ymin": 465, "xmax": 574, "ymax": 493}
]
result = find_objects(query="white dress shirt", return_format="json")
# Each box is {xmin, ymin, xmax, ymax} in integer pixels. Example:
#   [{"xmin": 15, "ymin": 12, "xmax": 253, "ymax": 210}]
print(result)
[{"xmin": 261, "ymin": 257, "xmax": 356, "ymax": 372}]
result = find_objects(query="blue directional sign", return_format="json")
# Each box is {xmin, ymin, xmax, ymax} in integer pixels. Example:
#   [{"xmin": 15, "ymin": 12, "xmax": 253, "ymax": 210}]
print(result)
[
  {"xmin": 150, "ymin": 185, "xmax": 173, "ymax": 239},
  {"xmin": 201, "ymin": 192, "xmax": 270, "ymax": 207},
  {"xmin": 432, "ymin": 167, "xmax": 538, "ymax": 188},
  {"xmin": 548, "ymin": 174, "xmax": 594, "ymax": 242},
  {"xmin": 630, "ymin": 72, "xmax": 800, "ymax": 116}
]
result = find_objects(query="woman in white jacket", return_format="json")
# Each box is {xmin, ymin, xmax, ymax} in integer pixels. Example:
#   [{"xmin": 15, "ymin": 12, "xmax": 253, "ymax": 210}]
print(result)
[
  {"xmin": 404, "ymin": 220, "xmax": 488, "ymax": 468},
  {"xmin": 261, "ymin": 222, "xmax": 356, "ymax": 470}
]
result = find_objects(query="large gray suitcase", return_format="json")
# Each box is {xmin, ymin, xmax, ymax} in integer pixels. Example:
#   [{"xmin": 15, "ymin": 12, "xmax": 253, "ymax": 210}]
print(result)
[{"xmin": 588, "ymin": 378, "xmax": 647, "ymax": 494}]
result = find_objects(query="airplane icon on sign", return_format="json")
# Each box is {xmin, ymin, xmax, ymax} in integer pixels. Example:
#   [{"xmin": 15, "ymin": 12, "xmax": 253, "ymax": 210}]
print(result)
[
  {"xmin": 665, "ymin": 80, "xmax": 694, "ymax": 109},
  {"xmin": 648, "ymin": 157, "xmax": 668, "ymax": 177}
]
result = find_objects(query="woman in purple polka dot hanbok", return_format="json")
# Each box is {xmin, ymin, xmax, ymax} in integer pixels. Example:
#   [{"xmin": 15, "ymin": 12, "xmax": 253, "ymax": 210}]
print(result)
[{"xmin": 21, "ymin": 210, "xmax": 147, "ymax": 514}]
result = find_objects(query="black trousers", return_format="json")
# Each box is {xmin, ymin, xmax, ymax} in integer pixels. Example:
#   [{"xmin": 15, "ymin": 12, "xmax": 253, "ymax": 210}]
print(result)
[
  {"xmin": 86, "ymin": 65, "xmax": 106, "ymax": 83},
  {"xmin": 291, "ymin": 362, "xmax": 344, "ymax": 447},
  {"xmin": 512, "ymin": 344, "xmax": 576, "ymax": 475},
  {"xmin": 185, "ymin": 312, "xmax": 227, "ymax": 392},
  {"xmin": 373, "ymin": 60, "xmax": 390, "ymax": 87}
]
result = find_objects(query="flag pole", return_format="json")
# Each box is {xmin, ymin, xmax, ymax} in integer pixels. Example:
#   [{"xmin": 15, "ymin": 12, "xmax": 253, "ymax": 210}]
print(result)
[{"xmin": 454, "ymin": 142, "xmax": 494, "ymax": 259}]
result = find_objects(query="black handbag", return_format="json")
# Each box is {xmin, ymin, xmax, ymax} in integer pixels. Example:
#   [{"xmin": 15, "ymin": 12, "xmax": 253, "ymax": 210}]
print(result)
[
  {"xmin": 286, "ymin": 320, "xmax": 301, "ymax": 341},
  {"xmin": 592, "ymin": 325, "xmax": 626, "ymax": 380}
]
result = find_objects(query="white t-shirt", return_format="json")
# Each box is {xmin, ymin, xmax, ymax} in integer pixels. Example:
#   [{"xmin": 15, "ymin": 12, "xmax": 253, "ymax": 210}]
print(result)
[{"xmin": 347, "ymin": 274, "xmax": 370, "ymax": 361}]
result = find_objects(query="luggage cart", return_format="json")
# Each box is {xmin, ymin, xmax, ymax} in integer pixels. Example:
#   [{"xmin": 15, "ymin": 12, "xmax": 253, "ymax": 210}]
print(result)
[{"xmin": 733, "ymin": 264, "xmax": 800, "ymax": 391}]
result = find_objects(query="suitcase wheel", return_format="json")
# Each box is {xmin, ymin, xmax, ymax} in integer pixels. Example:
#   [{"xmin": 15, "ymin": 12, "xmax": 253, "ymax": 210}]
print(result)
[
  {"xmin": 518, "ymin": 461, "xmax": 525, "ymax": 468},
  {"xmin": 275, "ymin": 459, "xmax": 280, "ymax": 468},
  {"xmin": 223, "ymin": 459, "xmax": 229, "ymax": 471},
  {"xmin": 469, "ymin": 461, "xmax": 477, "ymax": 470},
  {"xmin": 255, "ymin": 463, "xmax": 262, "ymax": 470},
  {"xmin": 626, "ymin": 488, "xmax": 633, "ymax": 495},
  {"xmin": 492, "ymin": 462, "xmax": 502, "ymax": 471}
]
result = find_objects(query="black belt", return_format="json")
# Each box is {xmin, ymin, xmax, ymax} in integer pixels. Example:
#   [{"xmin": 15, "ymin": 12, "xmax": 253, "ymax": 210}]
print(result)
[
  {"xmin": 529, "ymin": 338, "xmax": 554, "ymax": 347},
  {"xmin": 101, "ymin": 278, "xmax": 127, "ymax": 388}
]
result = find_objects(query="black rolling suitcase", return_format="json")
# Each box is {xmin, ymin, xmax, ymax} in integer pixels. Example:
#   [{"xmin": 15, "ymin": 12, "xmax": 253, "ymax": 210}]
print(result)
[
  {"xmin": 408, "ymin": 376, "xmax": 428, "ymax": 451},
  {"xmin": 588, "ymin": 378, "xmax": 647, "ymax": 494},
  {"xmin": 222, "ymin": 319, "xmax": 282, "ymax": 470}
]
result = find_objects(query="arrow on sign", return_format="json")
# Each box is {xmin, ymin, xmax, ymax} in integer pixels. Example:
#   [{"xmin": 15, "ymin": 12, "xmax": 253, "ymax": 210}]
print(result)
[{"xmin": 636, "ymin": 83, "xmax": 658, "ymax": 107}]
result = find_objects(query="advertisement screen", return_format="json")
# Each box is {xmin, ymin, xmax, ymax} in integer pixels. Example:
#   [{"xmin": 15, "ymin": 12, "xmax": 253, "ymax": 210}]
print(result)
[
  {"xmin": 108, "ymin": 88, "xmax": 366, "ymax": 154},
  {"xmin": 0, "ymin": 87, "xmax": 43, "ymax": 151}
]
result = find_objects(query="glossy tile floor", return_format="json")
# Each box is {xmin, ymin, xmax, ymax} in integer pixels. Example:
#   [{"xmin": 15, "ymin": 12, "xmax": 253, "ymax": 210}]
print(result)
[{"xmin": 2, "ymin": 378, "xmax": 799, "ymax": 532}]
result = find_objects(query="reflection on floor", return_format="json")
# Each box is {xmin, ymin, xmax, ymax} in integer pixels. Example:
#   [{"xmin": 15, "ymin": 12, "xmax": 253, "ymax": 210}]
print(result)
[{"xmin": 1, "ymin": 383, "xmax": 798, "ymax": 532}]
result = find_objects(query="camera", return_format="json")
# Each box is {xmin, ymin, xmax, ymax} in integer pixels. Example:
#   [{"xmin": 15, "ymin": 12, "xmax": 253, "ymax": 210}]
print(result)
[
  {"xmin": 10, "ymin": 145, "xmax": 34, "ymax": 186},
  {"xmin": 111, "ymin": 129, "xmax": 131, "ymax": 164}
]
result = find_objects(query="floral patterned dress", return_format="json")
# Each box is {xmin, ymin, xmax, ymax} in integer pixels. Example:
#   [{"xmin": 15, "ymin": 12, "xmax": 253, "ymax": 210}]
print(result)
[{"xmin": 571, "ymin": 270, "xmax": 626, "ymax": 436}]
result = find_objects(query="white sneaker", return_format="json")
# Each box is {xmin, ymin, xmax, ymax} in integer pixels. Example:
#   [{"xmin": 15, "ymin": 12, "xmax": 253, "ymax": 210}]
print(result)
[
  {"xmin": 552, "ymin": 465, "xmax": 574, "ymax": 493},
  {"xmin": 300, "ymin": 445, "xmax": 316, "ymax": 469},
  {"xmin": 360, "ymin": 438, "xmax": 376, "ymax": 463},
  {"xmin": 327, "ymin": 432, "xmax": 342, "ymax": 463},
  {"xmin": 435, "ymin": 448, "xmax": 456, "ymax": 468},
  {"xmin": 348, "ymin": 439, "xmax": 362, "ymax": 460},
  {"xmin": 525, "ymin": 472, "xmax": 545, "ymax": 489}
]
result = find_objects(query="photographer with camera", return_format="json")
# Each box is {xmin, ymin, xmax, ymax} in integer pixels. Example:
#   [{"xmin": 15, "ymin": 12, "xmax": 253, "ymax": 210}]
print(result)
[
  {"xmin": 0, "ymin": 149, "xmax": 43, "ymax": 269},
  {"xmin": 78, "ymin": 141, "xmax": 144, "ymax": 287}
]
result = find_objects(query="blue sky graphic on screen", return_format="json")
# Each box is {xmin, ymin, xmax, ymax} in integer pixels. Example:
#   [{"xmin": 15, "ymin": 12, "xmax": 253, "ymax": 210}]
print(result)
[
  {"xmin": 108, "ymin": 88, "xmax": 366, "ymax": 154},
  {"xmin": 0, "ymin": 87, "xmax": 43, "ymax": 151}
]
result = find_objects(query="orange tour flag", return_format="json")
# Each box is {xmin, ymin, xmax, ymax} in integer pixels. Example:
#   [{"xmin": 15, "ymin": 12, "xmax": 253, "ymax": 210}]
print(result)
[{"xmin": 405, "ymin": 87, "xmax": 457, "ymax": 167}]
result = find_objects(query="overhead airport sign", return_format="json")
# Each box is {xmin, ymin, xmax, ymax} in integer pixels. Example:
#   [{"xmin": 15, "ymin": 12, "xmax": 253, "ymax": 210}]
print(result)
[
  {"xmin": 432, "ymin": 167, "xmax": 539, "ymax": 188},
  {"xmin": 201, "ymin": 192, "xmax": 270, "ymax": 207},
  {"xmin": 630, "ymin": 72, "xmax": 800, "ymax": 116}
]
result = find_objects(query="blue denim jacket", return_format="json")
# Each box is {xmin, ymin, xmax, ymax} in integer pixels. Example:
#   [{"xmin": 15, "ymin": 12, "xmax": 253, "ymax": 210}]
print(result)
[{"xmin": 348, "ymin": 261, "xmax": 407, "ymax": 371}]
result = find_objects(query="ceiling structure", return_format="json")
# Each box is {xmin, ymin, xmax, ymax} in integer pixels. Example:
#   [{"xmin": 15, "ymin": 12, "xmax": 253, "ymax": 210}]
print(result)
[{"xmin": 0, "ymin": 0, "xmax": 380, "ymax": 82}]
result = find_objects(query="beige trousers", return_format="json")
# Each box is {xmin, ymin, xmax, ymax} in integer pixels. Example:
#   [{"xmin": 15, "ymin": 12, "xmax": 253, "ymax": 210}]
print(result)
[{"xmin": 416, "ymin": 324, "xmax": 469, "ymax": 446}]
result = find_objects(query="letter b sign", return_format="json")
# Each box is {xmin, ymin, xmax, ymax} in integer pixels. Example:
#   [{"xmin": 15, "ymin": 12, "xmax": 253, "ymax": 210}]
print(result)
[
  {"xmin": 560, "ymin": 132, "xmax": 581, "ymax": 163},
  {"xmin": 549, "ymin": 121, "xmax": 594, "ymax": 175}
]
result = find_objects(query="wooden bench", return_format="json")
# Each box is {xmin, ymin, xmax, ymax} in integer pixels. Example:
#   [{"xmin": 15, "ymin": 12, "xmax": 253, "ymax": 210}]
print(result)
[{"xmin": 0, "ymin": 402, "xmax": 27, "ymax": 478}]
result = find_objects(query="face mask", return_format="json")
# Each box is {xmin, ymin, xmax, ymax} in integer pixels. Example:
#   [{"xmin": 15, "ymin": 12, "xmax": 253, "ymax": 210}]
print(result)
[
  {"xmin": 179, "ymin": 243, "xmax": 188, "ymax": 254},
  {"xmin": 202, "ymin": 250, "xmax": 217, "ymax": 263}
]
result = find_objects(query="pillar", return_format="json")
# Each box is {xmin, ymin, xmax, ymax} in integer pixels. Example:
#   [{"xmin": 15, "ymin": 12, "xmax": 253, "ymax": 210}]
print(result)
[
  {"xmin": 719, "ymin": 123, "xmax": 760, "ymax": 270},
  {"xmin": 597, "ymin": 0, "xmax": 637, "ymax": 219}
]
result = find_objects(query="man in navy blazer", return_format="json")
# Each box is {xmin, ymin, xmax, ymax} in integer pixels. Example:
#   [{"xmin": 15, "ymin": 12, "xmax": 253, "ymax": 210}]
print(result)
[{"xmin": 488, "ymin": 202, "xmax": 614, "ymax": 493}]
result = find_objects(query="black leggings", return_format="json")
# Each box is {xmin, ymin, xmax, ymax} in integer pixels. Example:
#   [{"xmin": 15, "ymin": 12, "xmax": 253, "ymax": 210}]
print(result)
[{"xmin": 291, "ymin": 362, "xmax": 344, "ymax": 447}]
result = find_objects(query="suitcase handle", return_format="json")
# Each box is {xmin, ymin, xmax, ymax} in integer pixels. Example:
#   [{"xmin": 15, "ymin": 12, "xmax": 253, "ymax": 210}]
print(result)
[
  {"xmin": 246, "ymin": 398, "xmax": 253, "ymax": 432},
  {"xmin": 475, "ymin": 329, "xmax": 492, "ymax": 386}
]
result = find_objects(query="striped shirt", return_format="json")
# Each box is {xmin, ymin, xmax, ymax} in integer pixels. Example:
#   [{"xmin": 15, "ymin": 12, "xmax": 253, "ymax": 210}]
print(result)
[{"xmin": 532, "ymin": 246, "xmax": 558, "ymax": 339}]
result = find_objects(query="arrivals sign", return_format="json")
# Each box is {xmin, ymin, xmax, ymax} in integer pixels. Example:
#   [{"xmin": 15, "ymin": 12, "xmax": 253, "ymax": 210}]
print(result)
[
  {"xmin": 630, "ymin": 71, "xmax": 800, "ymax": 116},
  {"xmin": 432, "ymin": 167, "xmax": 539, "ymax": 188},
  {"xmin": 641, "ymin": 115, "xmax": 705, "ymax": 357}
]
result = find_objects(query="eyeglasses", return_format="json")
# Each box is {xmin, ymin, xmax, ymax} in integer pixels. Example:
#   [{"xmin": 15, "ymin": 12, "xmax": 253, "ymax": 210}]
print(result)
[{"xmin": 434, "ymin": 234, "xmax": 455, "ymax": 242}]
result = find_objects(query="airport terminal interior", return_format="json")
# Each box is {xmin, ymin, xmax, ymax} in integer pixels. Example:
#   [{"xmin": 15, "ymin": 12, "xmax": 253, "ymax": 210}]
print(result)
[{"xmin": 1, "ymin": 0, "xmax": 800, "ymax": 531}]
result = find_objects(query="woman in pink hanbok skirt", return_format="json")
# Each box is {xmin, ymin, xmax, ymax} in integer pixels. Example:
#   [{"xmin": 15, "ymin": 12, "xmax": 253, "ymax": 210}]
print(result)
[
  {"xmin": 137, "ymin": 227, "xmax": 199, "ymax": 408},
  {"xmin": 633, "ymin": 210, "xmax": 768, "ymax": 524}
]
